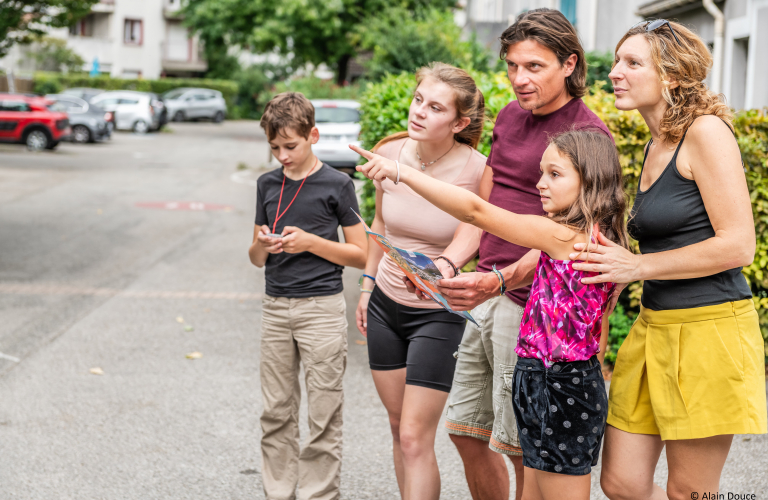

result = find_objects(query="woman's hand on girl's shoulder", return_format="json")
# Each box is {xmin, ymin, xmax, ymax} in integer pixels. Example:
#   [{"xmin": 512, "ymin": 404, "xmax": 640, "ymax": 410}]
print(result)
[{"xmin": 570, "ymin": 231, "xmax": 642, "ymax": 284}]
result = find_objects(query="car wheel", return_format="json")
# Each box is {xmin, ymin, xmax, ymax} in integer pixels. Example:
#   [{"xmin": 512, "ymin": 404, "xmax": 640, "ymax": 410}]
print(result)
[
  {"xmin": 133, "ymin": 120, "xmax": 149, "ymax": 134},
  {"xmin": 173, "ymin": 111, "xmax": 185, "ymax": 122},
  {"xmin": 213, "ymin": 111, "xmax": 224, "ymax": 123},
  {"xmin": 25, "ymin": 129, "xmax": 50, "ymax": 151},
  {"xmin": 72, "ymin": 125, "xmax": 91, "ymax": 144}
]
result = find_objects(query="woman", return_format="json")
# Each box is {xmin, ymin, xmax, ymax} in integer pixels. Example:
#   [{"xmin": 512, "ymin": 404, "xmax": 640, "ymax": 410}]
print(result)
[
  {"xmin": 355, "ymin": 62, "xmax": 486, "ymax": 500},
  {"xmin": 568, "ymin": 21, "xmax": 767, "ymax": 499}
]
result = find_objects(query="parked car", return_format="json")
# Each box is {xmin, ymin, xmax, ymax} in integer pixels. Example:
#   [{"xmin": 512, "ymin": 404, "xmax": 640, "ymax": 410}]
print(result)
[
  {"xmin": 0, "ymin": 93, "xmax": 70, "ymax": 151},
  {"xmin": 162, "ymin": 88, "xmax": 227, "ymax": 123},
  {"xmin": 45, "ymin": 94, "xmax": 111, "ymax": 143},
  {"xmin": 149, "ymin": 92, "xmax": 168, "ymax": 128},
  {"xmin": 310, "ymin": 100, "xmax": 361, "ymax": 170},
  {"xmin": 89, "ymin": 91, "xmax": 161, "ymax": 133},
  {"xmin": 60, "ymin": 87, "xmax": 105, "ymax": 103}
]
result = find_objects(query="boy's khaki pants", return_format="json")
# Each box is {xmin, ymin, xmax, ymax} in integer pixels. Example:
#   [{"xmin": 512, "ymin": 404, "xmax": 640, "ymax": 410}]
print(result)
[{"xmin": 260, "ymin": 293, "xmax": 347, "ymax": 500}]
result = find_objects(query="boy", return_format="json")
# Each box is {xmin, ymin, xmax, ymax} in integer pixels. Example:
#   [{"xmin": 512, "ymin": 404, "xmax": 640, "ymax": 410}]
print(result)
[{"xmin": 249, "ymin": 92, "xmax": 367, "ymax": 500}]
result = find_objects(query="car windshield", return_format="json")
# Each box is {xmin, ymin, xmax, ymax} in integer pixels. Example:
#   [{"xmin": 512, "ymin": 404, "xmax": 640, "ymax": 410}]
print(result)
[
  {"xmin": 47, "ymin": 101, "xmax": 69, "ymax": 112},
  {"xmin": 314, "ymin": 107, "xmax": 359, "ymax": 123},
  {"xmin": 163, "ymin": 89, "xmax": 187, "ymax": 100}
]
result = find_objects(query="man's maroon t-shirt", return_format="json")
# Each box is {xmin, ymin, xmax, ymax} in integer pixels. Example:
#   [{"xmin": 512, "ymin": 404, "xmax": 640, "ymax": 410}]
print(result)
[{"xmin": 477, "ymin": 98, "xmax": 611, "ymax": 308}]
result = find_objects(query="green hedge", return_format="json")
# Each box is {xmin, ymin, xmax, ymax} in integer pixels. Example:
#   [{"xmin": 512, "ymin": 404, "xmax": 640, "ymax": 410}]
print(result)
[
  {"xmin": 357, "ymin": 70, "xmax": 768, "ymax": 360},
  {"xmin": 32, "ymin": 72, "xmax": 238, "ymax": 115}
]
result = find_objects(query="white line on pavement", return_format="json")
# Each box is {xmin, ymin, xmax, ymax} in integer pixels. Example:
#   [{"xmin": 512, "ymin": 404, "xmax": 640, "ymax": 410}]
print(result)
[{"xmin": 0, "ymin": 352, "xmax": 20, "ymax": 363}]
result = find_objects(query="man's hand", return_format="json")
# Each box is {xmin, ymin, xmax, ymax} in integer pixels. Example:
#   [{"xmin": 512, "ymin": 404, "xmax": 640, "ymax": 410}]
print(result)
[
  {"xmin": 435, "ymin": 272, "xmax": 501, "ymax": 311},
  {"xmin": 281, "ymin": 226, "xmax": 316, "ymax": 254},
  {"xmin": 256, "ymin": 225, "xmax": 283, "ymax": 254},
  {"xmin": 400, "ymin": 259, "xmax": 456, "ymax": 301}
]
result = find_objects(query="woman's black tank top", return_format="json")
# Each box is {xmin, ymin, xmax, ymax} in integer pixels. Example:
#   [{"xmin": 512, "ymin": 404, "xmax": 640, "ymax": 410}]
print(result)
[{"xmin": 627, "ymin": 130, "xmax": 752, "ymax": 311}]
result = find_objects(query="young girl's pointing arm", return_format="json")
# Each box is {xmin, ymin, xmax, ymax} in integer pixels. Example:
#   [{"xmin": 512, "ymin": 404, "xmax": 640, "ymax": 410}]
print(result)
[{"xmin": 351, "ymin": 144, "xmax": 569, "ymax": 257}]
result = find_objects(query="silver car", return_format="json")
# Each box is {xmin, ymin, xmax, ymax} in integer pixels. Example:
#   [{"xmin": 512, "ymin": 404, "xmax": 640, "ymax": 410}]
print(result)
[
  {"xmin": 89, "ymin": 91, "xmax": 161, "ymax": 133},
  {"xmin": 310, "ymin": 99, "xmax": 361, "ymax": 171},
  {"xmin": 162, "ymin": 88, "xmax": 227, "ymax": 123}
]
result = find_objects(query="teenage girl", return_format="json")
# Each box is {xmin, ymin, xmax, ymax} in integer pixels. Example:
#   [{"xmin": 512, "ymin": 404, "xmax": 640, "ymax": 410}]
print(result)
[
  {"xmin": 353, "ymin": 128, "xmax": 627, "ymax": 500},
  {"xmin": 355, "ymin": 62, "xmax": 487, "ymax": 500}
]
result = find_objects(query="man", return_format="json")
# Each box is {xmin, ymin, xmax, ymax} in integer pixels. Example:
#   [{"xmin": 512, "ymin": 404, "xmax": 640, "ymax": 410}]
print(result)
[{"xmin": 413, "ymin": 9, "xmax": 612, "ymax": 500}]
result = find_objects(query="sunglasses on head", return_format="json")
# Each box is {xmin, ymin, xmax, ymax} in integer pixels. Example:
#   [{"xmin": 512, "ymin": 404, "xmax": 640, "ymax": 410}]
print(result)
[{"xmin": 631, "ymin": 19, "xmax": 682, "ymax": 45}]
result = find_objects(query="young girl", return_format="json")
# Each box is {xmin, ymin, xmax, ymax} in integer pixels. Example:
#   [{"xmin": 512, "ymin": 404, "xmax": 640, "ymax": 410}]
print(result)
[{"xmin": 352, "ymin": 128, "xmax": 627, "ymax": 499}]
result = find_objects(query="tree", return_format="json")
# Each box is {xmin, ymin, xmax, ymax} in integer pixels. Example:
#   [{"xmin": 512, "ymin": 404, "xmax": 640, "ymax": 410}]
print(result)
[
  {"xmin": 0, "ymin": 0, "xmax": 98, "ymax": 59},
  {"xmin": 31, "ymin": 36, "xmax": 85, "ymax": 73},
  {"xmin": 181, "ymin": 0, "xmax": 456, "ymax": 84},
  {"xmin": 357, "ymin": 8, "xmax": 493, "ymax": 80}
]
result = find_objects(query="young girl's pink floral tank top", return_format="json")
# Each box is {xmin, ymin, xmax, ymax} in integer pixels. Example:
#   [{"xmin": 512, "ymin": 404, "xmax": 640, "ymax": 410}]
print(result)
[{"xmin": 515, "ymin": 252, "xmax": 615, "ymax": 367}]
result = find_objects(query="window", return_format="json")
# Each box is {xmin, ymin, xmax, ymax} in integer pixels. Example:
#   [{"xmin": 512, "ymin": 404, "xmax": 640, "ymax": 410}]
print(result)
[
  {"xmin": 314, "ymin": 107, "xmax": 360, "ymax": 123},
  {"xmin": 124, "ymin": 19, "xmax": 142, "ymax": 45},
  {"xmin": 0, "ymin": 101, "xmax": 31, "ymax": 112},
  {"xmin": 118, "ymin": 98, "xmax": 140, "ymax": 105},
  {"xmin": 560, "ymin": 0, "xmax": 577, "ymax": 26},
  {"xmin": 69, "ymin": 15, "xmax": 94, "ymax": 36}
]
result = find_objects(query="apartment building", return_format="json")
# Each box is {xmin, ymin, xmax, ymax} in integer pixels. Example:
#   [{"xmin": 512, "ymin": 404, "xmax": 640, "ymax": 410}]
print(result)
[
  {"xmin": 462, "ymin": 0, "xmax": 768, "ymax": 110},
  {"xmin": 636, "ymin": 0, "xmax": 768, "ymax": 110},
  {"xmin": 1, "ymin": 0, "xmax": 206, "ymax": 79},
  {"xmin": 462, "ymin": 0, "xmax": 643, "ymax": 54}
]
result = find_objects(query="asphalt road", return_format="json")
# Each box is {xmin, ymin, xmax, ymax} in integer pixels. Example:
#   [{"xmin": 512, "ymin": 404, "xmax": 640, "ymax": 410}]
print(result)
[{"xmin": 0, "ymin": 122, "xmax": 765, "ymax": 499}]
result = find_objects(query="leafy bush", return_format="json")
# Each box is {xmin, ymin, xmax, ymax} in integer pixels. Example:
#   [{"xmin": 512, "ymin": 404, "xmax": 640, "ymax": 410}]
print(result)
[
  {"xmin": 356, "ymin": 70, "xmax": 768, "ymax": 359},
  {"xmin": 273, "ymin": 77, "xmax": 362, "ymax": 101},
  {"xmin": 33, "ymin": 71, "xmax": 238, "ymax": 112},
  {"xmin": 585, "ymin": 51, "xmax": 614, "ymax": 92},
  {"xmin": 605, "ymin": 304, "xmax": 637, "ymax": 365}
]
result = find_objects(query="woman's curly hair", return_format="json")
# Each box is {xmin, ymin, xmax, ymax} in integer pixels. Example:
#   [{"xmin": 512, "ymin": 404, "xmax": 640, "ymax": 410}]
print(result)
[{"xmin": 615, "ymin": 21, "xmax": 732, "ymax": 144}]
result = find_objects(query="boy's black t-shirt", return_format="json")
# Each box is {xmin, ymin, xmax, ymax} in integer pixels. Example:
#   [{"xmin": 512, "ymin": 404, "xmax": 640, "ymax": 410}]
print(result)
[{"xmin": 255, "ymin": 163, "xmax": 361, "ymax": 298}]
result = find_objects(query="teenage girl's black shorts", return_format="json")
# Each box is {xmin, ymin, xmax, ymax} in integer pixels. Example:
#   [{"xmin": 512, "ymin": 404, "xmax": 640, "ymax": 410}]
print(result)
[
  {"xmin": 366, "ymin": 286, "xmax": 466, "ymax": 393},
  {"xmin": 512, "ymin": 355, "xmax": 608, "ymax": 475}
]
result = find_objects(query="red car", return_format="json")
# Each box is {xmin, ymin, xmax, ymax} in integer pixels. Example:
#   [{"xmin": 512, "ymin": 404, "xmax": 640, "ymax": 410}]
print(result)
[{"xmin": 0, "ymin": 93, "xmax": 71, "ymax": 151}]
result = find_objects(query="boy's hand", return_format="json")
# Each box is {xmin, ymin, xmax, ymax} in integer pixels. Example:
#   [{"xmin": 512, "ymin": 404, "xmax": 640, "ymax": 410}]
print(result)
[
  {"xmin": 281, "ymin": 226, "xmax": 316, "ymax": 254},
  {"xmin": 257, "ymin": 225, "xmax": 283, "ymax": 254},
  {"xmin": 349, "ymin": 145, "xmax": 401, "ymax": 183}
]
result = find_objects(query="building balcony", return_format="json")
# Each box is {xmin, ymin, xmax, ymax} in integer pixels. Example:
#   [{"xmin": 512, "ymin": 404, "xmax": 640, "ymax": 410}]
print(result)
[
  {"xmin": 163, "ymin": 0, "xmax": 184, "ymax": 20},
  {"xmin": 92, "ymin": 0, "xmax": 115, "ymax": 13},
  {"xmin": 161, "ymin": 40, "xmax": 207, "ymax": 73},
  {"xmin": 636, "ymin": 0, "xmax": 697, "ymax": 17}
]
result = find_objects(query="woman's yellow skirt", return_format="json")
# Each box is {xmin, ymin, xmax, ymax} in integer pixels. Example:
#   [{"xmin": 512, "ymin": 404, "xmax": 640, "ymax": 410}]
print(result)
[{"xmin": 607, "ymin": 299, "xmax": 767, "ymax": 440}]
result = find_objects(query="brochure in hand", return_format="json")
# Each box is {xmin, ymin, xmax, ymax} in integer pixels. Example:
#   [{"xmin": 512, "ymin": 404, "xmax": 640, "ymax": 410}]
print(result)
[{"xmin": 353, "ymin": 210, "xmax": 477, "ymax": 325}]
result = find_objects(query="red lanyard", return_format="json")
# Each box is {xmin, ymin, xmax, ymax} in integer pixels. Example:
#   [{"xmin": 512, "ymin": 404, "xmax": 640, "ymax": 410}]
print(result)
[{"xmin": 272, "ymin": 159, "xmax": 319, "ymax": 234}]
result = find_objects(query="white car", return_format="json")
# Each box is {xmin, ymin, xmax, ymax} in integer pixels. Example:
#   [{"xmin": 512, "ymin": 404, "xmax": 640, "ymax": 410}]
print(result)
[
  {"xmin": 310, "ymin": 100, "xmax": 361, "ymax": 171},
  {"xmin": 162, "ymin": 88, "xmax": 227, "ymax": 123},
  {"xmin": 89, "ymin": 91, "xmax": 161, "ymax": 133}
]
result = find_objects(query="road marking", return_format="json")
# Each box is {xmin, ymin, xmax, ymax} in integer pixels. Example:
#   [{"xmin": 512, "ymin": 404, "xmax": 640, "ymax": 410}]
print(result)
[
  {"xmin": 0, "ymin": 283, "xmax": 262, "ymax": 301},
  {"xmin": 0, "ymin": 352, "xmax": 20, "ymax": 362},
  {"xmin": 134, "ymin": 201, "xmax": 233, "ymax": 211}
]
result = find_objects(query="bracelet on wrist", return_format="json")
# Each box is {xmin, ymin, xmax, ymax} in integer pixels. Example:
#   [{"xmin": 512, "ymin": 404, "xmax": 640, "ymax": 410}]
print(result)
[
  {"xmin": 435, "ymin": 255, "xmax": 460, "ymax": 278},
  {"xmin": 359, "ymin": 274, "xmax": 376, "ymax": 292},
  {"xmin": 491, "ymin": 265, "xmax": 507, "ymax": 296}
]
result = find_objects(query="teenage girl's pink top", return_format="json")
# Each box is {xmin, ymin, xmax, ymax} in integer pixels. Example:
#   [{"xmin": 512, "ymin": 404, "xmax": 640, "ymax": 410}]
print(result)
[
  {"xmin": 373, "ymin": 138, "xmax": 486, "ymax": 308},
  {"xmin": 515, "ymin": 252, "xmax": 615, "ymax": 367}
]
